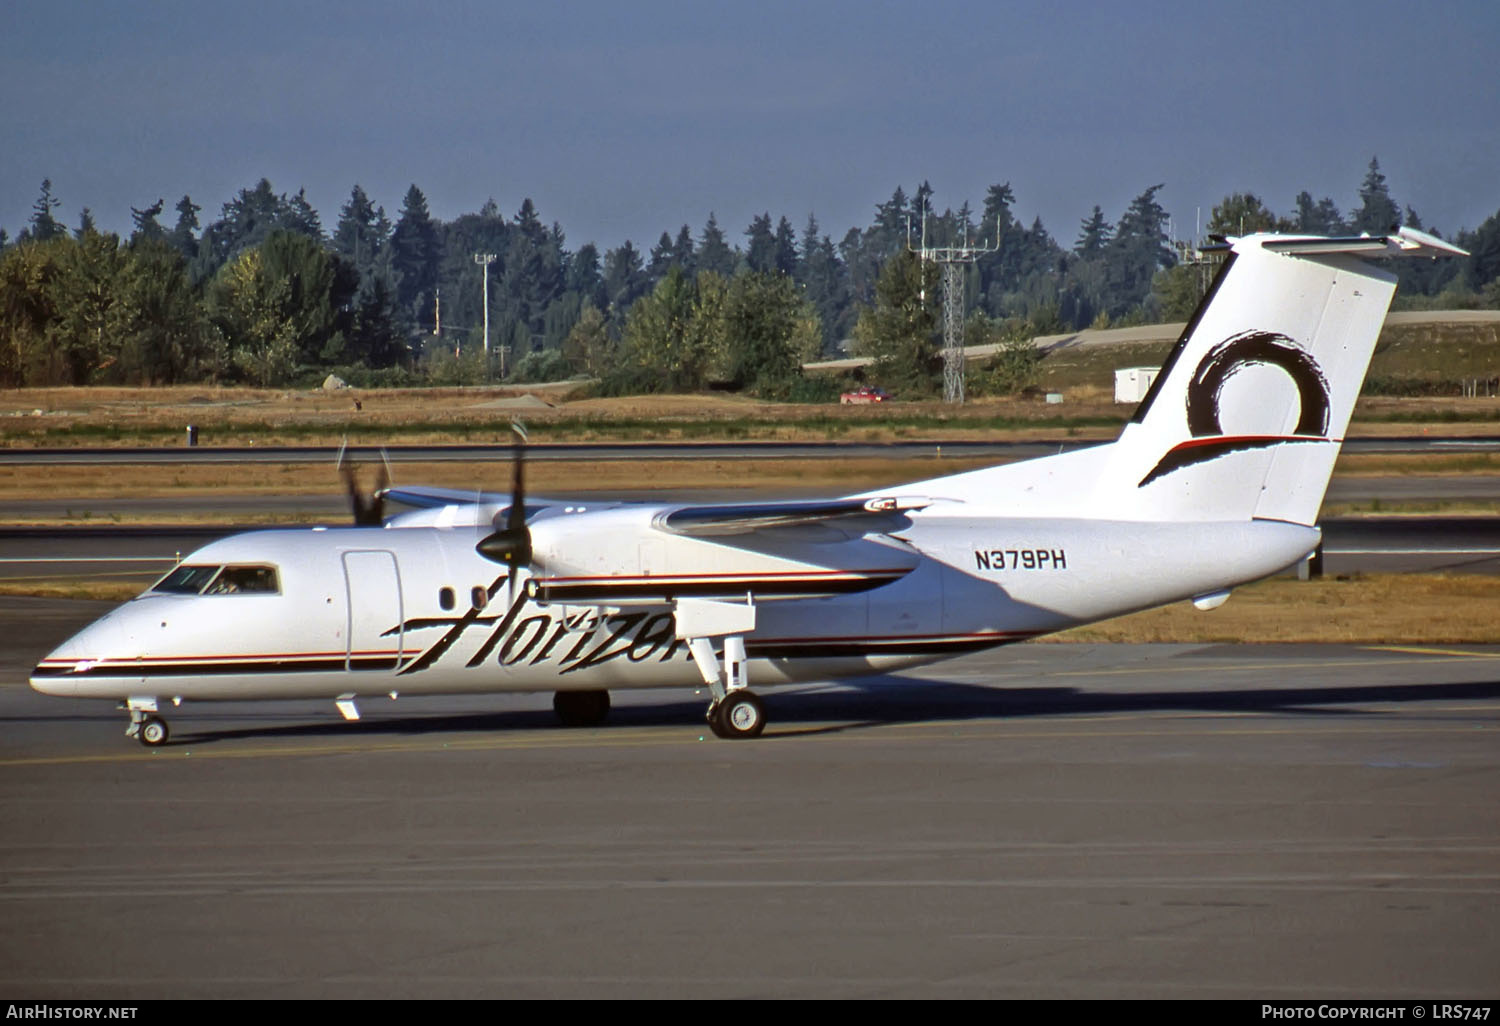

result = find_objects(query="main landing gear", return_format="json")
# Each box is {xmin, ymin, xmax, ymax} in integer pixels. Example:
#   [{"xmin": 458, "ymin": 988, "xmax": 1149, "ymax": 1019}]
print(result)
[
  {"xmin": 672, "ymin": 598, "xmax": 769, "ymax": 740},
  {"xmin": 707, "ymin": 689, "xmax": 764, "ymax": 739},
  {"xmin": 688, "ymin": 631, "xmax": 767, "ymax": 740}
]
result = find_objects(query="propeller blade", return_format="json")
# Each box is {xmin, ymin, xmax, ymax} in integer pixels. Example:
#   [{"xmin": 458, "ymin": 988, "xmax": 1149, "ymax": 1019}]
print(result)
[
  {"xmin": 507, "ymin": 421, "xmax": 527, "ymax": 534},
  {"xmin": 337, "ymin": 439, "xmax": 386, "ymax": 527},
  {"xmin": 476, "ymin": 422, "xmax": 534, "ymax": 602}
]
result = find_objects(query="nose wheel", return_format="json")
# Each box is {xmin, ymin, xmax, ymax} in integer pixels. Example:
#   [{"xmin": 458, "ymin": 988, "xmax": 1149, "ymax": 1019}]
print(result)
[
  {"xmin": 124, "ymin": 702, "xmax": 170, "ymax": 750},
  {"xmin": 708, "ymin": 690, "xmax": 764, "ymax": 739},
  {"xmin": 125, "ymin": 702, "xmax": 170, "ymax": 747},
  {"xmin": 138, "ymin": 715, "xmax": 169, "ymax": 747}
]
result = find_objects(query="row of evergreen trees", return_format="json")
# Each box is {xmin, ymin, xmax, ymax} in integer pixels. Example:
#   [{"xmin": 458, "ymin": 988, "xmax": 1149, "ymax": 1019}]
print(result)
[{"xmin": 3, "ymin": 158, "xmax": 1498, "ymax": 391}]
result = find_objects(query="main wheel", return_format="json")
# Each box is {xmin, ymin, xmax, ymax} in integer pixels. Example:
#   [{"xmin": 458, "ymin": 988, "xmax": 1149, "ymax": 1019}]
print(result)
[
  {"xmin": 552, "ymin": 689, "xmax": 611, "ymax": 727},
  {"xmin": 706, "ymin": 702, "xmax": 729, "ymax": 738},
  {"xmin": 138, "ymin": 716, "xmax": 169, "ymax": 747},
  {"xmin": 715, "ymin": 691, "xmax": 765, "ymax": 739}
]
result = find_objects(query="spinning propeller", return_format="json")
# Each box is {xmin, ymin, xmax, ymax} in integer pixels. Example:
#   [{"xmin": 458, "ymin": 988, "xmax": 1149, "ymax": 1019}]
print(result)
[
  {"xmin": 476, "ymin": 423, "xmax": 534, "ymax": 594},
  {"xmin": 337, "ymin": 441, "xmax": 390, "ymax": 527}
]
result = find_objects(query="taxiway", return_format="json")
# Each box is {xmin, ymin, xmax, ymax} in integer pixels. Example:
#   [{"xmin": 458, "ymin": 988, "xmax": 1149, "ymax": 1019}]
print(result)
[{"xmin": 2, "ymin": 597, "xmax": 1497, "ymax": 998}]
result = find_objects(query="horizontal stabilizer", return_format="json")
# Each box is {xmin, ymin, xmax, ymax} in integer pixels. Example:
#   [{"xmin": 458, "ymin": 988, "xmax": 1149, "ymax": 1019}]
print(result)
[
  {"xmin": 383, "ymin": 485, "xmax": 509, "ymax": 509},
  {"xmin": 1260, "ymin": 227, "xmax": 1468, "ymax": 259}
]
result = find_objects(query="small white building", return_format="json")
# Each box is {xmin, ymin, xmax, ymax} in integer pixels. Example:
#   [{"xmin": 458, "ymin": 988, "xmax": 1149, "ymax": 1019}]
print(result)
[{"xmin": 1114, "ymin": 366, "xmax": 1160, "ymax": 403}]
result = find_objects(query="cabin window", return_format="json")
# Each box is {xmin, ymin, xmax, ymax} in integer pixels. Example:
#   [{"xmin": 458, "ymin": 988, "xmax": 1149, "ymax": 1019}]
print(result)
[
  {"xmin": 439, "ymin": 587, "xmax": 455, "ymax": 611},
  {"xmin": 471, "ymin": 586, "xmax": 487, "ymax": 610}
]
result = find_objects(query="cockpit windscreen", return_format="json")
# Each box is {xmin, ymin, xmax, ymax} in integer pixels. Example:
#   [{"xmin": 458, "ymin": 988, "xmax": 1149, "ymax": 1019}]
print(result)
[{"xmin": 150, "ymin": 564, "xmax": 280, "ymax": 596}]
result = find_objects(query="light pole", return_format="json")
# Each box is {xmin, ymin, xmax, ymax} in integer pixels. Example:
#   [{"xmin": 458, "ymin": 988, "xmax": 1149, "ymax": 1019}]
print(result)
[{"xmin": 473, "ymin": 252, "xmax": 496, "ymax": 371}]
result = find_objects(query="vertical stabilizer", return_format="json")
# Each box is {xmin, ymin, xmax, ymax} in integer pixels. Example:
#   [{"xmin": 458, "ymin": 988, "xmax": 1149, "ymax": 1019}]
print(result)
[
  {"xmin": 891, "ymin": 228, "xmax": 1466, "ymax": 525},
  {"xmin": 1111, "ymin": 229, "xmax": 1464, "ymax": 523}
]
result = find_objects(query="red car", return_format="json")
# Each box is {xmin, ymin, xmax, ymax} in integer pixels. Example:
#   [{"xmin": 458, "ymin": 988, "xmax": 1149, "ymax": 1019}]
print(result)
[{"xmin": 840, "ymin": 387, "xmax": 890, "ymax": 405}]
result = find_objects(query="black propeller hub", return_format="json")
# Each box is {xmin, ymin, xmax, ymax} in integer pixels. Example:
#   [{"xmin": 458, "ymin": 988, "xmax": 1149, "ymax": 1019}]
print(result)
[{"xmin": 477, "ymin": 525, "xmax": 532, "ymax": 566}]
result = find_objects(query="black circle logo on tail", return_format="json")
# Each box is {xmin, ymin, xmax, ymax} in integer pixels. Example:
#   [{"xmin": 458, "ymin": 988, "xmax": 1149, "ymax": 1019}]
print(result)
[
  {"xmin": 1139, "ymin": 330, "xmax": 1331, "ymax": 487},
  {"xmin": 1186, "ymin": 330, "xmax": 1329, "ymax": 438}
]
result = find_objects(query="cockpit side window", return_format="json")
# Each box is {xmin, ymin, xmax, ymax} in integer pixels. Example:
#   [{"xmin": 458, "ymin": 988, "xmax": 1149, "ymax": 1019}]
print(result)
[
  {"xmin": 152, "ymin": 565, "xmax": 221, "ymax": 594},
  {"xmin": 204, "ymin": 566, "xmax": 280, "ymax": 595},
  {"xmin": 150, "ymin": 564, "xmax": 280, "ymax": 596}
]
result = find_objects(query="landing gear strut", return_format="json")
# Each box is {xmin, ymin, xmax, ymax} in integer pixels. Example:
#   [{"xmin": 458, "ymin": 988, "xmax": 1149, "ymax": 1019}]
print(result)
[
  {"xmin": 689, "ymin": 633, "xmax": 766, "ymax": 740},
  {"xmin": 553, "ymin": 689, "xmax": 610, "ymax": 727},
  {"xmin": 675, "ymin": 598, "xmax": 767, "ymax": 740}
]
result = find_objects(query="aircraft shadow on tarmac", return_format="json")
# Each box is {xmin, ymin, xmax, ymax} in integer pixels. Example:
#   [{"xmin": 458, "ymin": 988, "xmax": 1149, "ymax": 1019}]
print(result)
[{"xmin": 154, "ymin": 674, "xmax": 1500, "ymax": 747}]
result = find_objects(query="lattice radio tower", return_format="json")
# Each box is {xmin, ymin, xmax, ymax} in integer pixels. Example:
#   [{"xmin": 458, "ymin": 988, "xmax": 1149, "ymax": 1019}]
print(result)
[{"xmin": 908, "ymin": 208, "xmax": 997, "ymax": 404}]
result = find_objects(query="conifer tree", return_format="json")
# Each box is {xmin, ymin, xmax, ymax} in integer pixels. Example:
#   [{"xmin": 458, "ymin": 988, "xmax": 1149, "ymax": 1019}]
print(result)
[
  {"xmin": 390, "ymin": 184, "xmax": 439, "ymax": 331},
  {"xmin": 698, "ymin": 213, "xmax": 735, "ymax": 277},
  {"xmin": 26, "ymin": 180, "xmax": 65, "ymax": 242},
  {"xmin": 1075, "ymin": 206, "xmax": 1113, "ymax": 256},
  {"xmin": 130, "ymin": 199, "xmax": 166, "ymax": 244},
  {"xmin": 1352, "ymin": 157, "xmax": 1400, "ymax": 235},
  {"xmin": 170, "ymin": 196, "xmax": 200, "ymax": 262}
]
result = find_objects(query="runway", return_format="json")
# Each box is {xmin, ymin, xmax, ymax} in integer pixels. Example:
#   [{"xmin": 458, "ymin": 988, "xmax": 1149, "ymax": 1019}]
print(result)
[{"xmin": 2, "ymin": 597, "xmax": 1497, "ymax": 998}]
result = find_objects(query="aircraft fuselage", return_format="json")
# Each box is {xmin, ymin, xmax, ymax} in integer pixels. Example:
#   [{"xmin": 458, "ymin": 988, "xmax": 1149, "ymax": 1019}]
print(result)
[{"xmin": 31, "ymin": 515, "xmax": 1317, "ymax": 704}]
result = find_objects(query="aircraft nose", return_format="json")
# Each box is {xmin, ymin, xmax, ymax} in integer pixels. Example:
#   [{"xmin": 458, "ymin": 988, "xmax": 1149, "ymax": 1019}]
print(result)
[
  {"xmin": 31, "ymin": 643, "xmax": 82, "ymax": 695},
  {"xmin": 30, "ymin": 611, "xmax": 132, "ymax": 696}
]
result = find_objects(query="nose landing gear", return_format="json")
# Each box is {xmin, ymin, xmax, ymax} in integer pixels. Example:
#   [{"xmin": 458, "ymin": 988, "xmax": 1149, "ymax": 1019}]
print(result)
[
  {"xmin": 138, "ymin": 715, "xmax": 169, "ymax": 747},
  {"xmin": 124, "ymin": 699, "xmax": 170, "ymax": 747}
]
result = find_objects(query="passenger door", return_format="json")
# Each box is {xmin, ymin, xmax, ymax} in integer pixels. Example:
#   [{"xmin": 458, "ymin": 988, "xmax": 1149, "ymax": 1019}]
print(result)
[{"xmin": 341, "ymin": 550, "xmax": 406, "ymax": 671}]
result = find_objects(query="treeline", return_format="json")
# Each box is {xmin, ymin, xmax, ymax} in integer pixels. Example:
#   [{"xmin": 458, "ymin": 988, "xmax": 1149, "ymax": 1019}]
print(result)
[{"xmin": 3, "ymin": 158, "xmax": 1498, "ymax": 393}]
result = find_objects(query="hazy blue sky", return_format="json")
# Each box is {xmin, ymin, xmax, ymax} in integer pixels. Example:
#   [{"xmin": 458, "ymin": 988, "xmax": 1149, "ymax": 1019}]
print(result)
[{"xmin": 3, "ymin": 0, "xmax": 1497, "ymax": 250}]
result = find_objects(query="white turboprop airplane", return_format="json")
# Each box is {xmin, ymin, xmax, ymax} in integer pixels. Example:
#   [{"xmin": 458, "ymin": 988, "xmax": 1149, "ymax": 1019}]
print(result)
[{"xmin": 31, "ymin": 228, "xmax": 1465, "ymax": 745}]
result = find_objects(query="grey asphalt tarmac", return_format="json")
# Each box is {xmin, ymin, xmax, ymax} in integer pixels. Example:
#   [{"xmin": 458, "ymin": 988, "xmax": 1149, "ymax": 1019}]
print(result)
[{"xmin": 2, "ymin": 597, "xmax": 1497, "ymax": 999}]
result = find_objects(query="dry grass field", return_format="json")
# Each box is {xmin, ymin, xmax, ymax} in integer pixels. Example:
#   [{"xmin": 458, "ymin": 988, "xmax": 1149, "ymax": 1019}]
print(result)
[
  {"xmin": 0, "ymin": 384, "xmax": 1131, "ymax": 448},
  {"xmin": 1048, "ymin": 573, "xmax": 1500, "ymax": 644},
  {"xmin": 0, "ymin": 455, "xmax": 989, "ymax": 510},
  {"xmin": 1034, "ymin": 316, "xmax": 1500, "ymax": 397}
]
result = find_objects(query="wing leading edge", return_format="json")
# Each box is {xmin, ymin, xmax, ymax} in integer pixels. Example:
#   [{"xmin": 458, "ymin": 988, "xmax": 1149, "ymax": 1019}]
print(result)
[{"xmin": 653, "ymin": 496, "xmax": 930, "ymax": 537}]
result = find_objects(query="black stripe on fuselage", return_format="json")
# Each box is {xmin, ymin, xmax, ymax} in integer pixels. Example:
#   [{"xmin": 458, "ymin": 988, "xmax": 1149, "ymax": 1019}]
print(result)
[
  {"xmin": 746, "ymin": 635, "xmax": 1031, "ymax": 659},
  {"xmin": 32, "ymin": 655, "xmax": 402, "ymax": 678}
]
